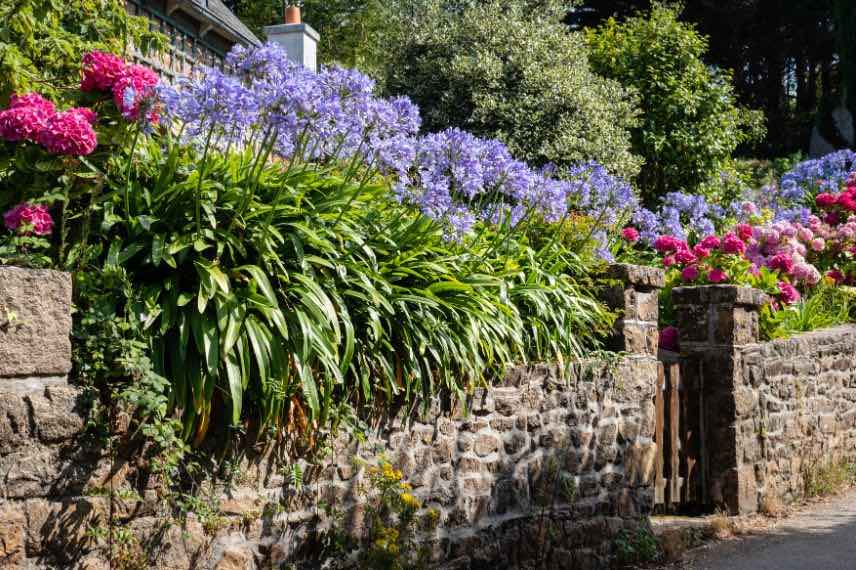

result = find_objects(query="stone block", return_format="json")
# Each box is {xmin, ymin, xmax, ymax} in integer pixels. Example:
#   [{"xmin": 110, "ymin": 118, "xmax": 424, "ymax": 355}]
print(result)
[
  {"xmin": 0, "ymin": 503, "xmax": 25, "ymax": 566},
  {"xmin": 0, "ymin": 267, "xmax": 72, "ymax": 378},
  {"xmin": 605, "ymin": 264, "xmax": 665, "ymax": 289},
  {"xmin": 473, "ymin": 433, "xmax": 500, "ymax": 457}
]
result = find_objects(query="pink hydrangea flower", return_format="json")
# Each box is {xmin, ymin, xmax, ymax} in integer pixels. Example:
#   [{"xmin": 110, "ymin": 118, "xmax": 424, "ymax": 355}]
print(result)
[
  {"xmin": 797, "ymin": 227, "xmax": 814, "ymax": 242},
  {"xmin": 675, "ymin": 249, "xmax": 697, "ymax": 265},
  {"xmin": 69, "ymin": 107, "xmax": 98, "ymax": 125},
  {"xmin": 778, "ymin": 281, "xmax": 801, "ymax": 305},
  {"xmin": 692, "ymin": 244, "xmax": 711, "ymax": 259},
  {"xmin": 838, "ymin": 194, "xmax": 856, "ymax": 212},
  {"xmin": 767, "ymin": 253, "xmax": 794, "ymax": 273},
  {"xmin": 816, "ymin": 193, "xmax": 838, "ymax": 208},
  {"xmin": 736, "ymin": 223, "xmax": 754, "ymax": 242},
  {"xmin": 662, "ymin": 255, "xmax": 676, "ymax": 268},
  {"xmin": 112, "ymin": 64, "xmax": 159, "ymax": 120},
  {"xmin": 810, "ymin": 238, "xmax": 825, "ymax": 252},
  {"xmin": 681, "ymin": 265, "xmax": 699, "ymax": 282},
  {"xmin": 700, "ymin": 235, "xmax": 721, "ymax": 250},
  {"xmin": 81, "ymin": 51, "xmax": 127, "ymax": 92},
  {"xmin": 654, "ymin": 235, "xmax": 687, "ymax": 254},
  {"xmin": 659, "ymin": 326, "xmax": 679, "ymax": 352},
  {"xmin": 3, "ymin": 203, "xmax": 53, "ymax": 236},
  {"xmin": 621, "ymin": 227, "xmax": 639, "ymax": 242},
  {"xmin": 39, "ymin": 109, "xmax": 98, "ymax": 156},
  {"xmin": 0, "ymin": 92, "xmax": 56, "ymax": 142},
  {"xmin": 708, "ymin": 268, "xmax": 728, "ymax": 283},
  {"xmin": 721, "ymin": 233, "xmax": 745, "ymax": 255}
]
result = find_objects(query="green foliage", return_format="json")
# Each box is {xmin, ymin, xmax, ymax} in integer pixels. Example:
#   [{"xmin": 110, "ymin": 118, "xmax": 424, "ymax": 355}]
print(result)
[
  {"xmin": 0, "ymin": 0, "xmax": 164, "ymax": 104},
  {"xmin": 760, "ymin": 284, "xmax": 856, "ymax": 341},
  {"xmin": 586, "ymin": 3, "xmax": 764, "ymax": 204},
  {"xmin": 384, "ymin": 0, "xmax": 642, "ymax": 180},
  {"xmin": 803, "ymin": 459, "xmax": 856, "ymax": 498},
  {"xmin": 614, "ymin": 524, "xmax": 660, "ymax": 565}
]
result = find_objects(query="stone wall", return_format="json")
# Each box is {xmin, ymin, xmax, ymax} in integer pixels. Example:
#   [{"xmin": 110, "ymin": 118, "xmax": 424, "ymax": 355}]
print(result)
[
  {"xmin": 673, "ymin": 285, "xmax": 856, "ymax": 514},
  {"xmin": 0, "ymin": 265, "xmax": 664, "ymax": 569}
]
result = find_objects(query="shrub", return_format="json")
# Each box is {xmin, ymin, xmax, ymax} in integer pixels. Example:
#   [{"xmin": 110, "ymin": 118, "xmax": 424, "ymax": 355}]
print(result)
[
  {"xmin": 383, "ymin": 0, "xmax": 642, "ymax": 180},
  {"xmin": 586, "ymin": 3, "xmax": 764, "ymax": 204}
]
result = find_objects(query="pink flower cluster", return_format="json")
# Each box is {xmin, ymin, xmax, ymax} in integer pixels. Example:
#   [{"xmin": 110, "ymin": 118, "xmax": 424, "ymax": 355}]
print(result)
[
  {"xmin": 81, "ymin": 51, "xmax": 160, "ymax": 122},
  {"xmin": 3, "ymin": 203, "xmax": 54, "ymax": 236},
  {"xmin": 654, "ymin": 232, "xmax": 745, "ymax": 284},
  {"xmin": 745, "ymin": 220, "xmax": 823, "ymax": 286},
  {"xmin": 0, "ymin": 93, "xmax": 56, "ymax": 142},
  {"xmin": 0, "ymin": 93, "xmax": 97, "ymax": 156},
  {"xmin": 815, "ymin": 175, "xmax": 856, "ymax": 216}
]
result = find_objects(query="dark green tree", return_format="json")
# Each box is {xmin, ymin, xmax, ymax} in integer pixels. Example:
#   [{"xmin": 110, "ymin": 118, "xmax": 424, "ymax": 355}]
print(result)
[{"xmin": 586, "ymin": 4, "xmax": 764, "ymax": 202}]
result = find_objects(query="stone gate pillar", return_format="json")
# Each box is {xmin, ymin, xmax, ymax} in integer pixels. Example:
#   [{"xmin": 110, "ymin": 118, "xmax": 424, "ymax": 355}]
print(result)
[{"xmin": 672, "ymin": 285, "xmax": 767, "ymax": 514}]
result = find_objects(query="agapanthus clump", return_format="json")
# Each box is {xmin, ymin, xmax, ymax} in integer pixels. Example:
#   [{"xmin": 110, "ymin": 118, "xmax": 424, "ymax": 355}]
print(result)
[
  {"xmin": 3, "ymin": 204, "xmax": 54, "ymax": 236},
  {"xmin": 38, "ymin": 108, "xmax": 98, "ymax": 156},
  {"xmin": 81, "ymin": 51, "xmax": 127, "ymax": 92},
  {"xmin": 0, "ymin": 93, "xmax": 56, "ymax": 142}
]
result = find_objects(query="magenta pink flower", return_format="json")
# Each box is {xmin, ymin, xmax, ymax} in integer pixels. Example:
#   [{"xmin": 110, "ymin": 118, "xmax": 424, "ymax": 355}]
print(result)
[
  {"xmin": 681, "ymin": 265, "xmax": 699, "ymax": 282},
  {"xmin": 736, "ymin": 223, "xmax": 754, "ymax": 242},
  {"xmin": 39, "ymin": 109, "xmax": 98, "ymax": 156},
  {"xmin": 81, "ymin": 51, "xmax": 127, "ymax": 92},
  {"xmin": 838, "ymin": 194, "xmax": 856, "ymax": 213},
  {"xmin": 825, "ymin": 211, "xmax": 841, "ymax": 226},
  {"xmin": 68, "ymin": 107, "xmax": 98, "ymax": 125},
  {"xmin": 816, "ymin": 193, "xmax": 838, "ymax": 209},
  {"xmin": 721, "ymin": 233, "xmax": 745, "ymax": 255},
  {"xmin": 659, "ymin": 326, "xmax": 679, "ymax": 352},
  {"xmin": 662, "ymin": 255, "xmax": 676, "ymax": 268},
  {"xmin": 112, "ymin": 64, "xmax": 159, "ymax": 120},
  {"xmin": 621, "ymin": 227, "xmax": 639, "ymax": 242},
  {"xmin": 675, "ymin": 249, "xmax": 697, "ymax": 265},
  {"xmin": 0, "ymin": 92, "xmax": 56, "ymax": 142},
  {"xmin": 768, "ymin": 253, "xmax": 794, "ymax": 273},
  {"xmin": 810, "ymin": 237, "xmax": 825, "ymax": 252},
  {"xmin": 654, "ymin": 235, "xmax": 685, "ymax": 254},
  {"xmin": 692, "ymin": 244, "xmax": 710, "ymax": 259},
  {"xmin": 3, "ymin": 203, "xmax": 53, "ymax": 236},
  {"xmin": 707, "ymin": 268, "xmax": 728, "ymax": 283},
  {"xmin": 700, "ymin": 235, "xmax": 721, "ymax": 250},
  {"xmin": 828, "ymin": 269, "xmax": 845, "ymax": 284},
  {"xmin": 778, "ymin": 281, "xmax": 801, "ymax": 305}
]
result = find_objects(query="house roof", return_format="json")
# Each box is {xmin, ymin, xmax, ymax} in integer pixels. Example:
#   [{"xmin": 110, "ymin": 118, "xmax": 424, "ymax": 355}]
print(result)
[{"xmin": 182, "ymin": 0, "xmax": 261, "ymax": 47}]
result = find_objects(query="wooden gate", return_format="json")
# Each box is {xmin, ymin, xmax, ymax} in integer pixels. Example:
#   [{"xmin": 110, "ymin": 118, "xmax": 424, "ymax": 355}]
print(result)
[{"xmin": 654, "ymin": 359, "xmax": 704, "ymax": 511}]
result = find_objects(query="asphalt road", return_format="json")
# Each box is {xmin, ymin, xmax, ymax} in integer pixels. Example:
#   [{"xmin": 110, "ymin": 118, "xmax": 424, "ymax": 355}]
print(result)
[{"xmin": 682, "ymin": 489, "xmax": 856, "ymax": 570}]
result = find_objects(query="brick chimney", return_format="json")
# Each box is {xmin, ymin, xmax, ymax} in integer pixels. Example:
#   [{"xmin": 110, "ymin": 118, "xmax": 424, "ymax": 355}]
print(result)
[{"xmin": 264, "ymin": 4, "xmax": 319, "ymax": 72}]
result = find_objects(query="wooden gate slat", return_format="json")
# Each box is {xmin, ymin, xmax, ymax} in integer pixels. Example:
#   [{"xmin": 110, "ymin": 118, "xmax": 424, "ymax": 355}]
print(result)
[
  {"xmin": 654, "ymin": 363, "xmax": 666, "ymax": 506},
  {"xmin": 669, "ymin": 363, "xmax": 683, "ymax": 504}
]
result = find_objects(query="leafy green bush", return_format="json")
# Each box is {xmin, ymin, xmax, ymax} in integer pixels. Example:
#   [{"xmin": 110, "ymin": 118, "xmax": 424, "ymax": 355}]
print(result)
[
  {"xmin": 0, "ymin": 0, "xmax": 163, "ymax": 104},
  {"xmin": 586, "ymin": 3, "xmax": 764, "ymax": 204},
  {"xmin": 383, "ymin": 0, "xmax": 642, "ymax": 180}
]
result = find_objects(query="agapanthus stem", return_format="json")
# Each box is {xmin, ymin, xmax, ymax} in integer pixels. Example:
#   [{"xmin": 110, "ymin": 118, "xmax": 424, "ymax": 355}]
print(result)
[
  {"xmin": 124, "ymin": 128, "xmax": 141, "ymax": 221},
  {"xmin": 194, "ymin": 128, "xmax": 216, "ymax": 238}
]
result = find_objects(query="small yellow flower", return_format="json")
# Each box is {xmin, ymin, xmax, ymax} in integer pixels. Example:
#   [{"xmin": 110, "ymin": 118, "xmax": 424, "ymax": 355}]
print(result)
[
  {"xmin": 400, "ymin": 492, "xmax": 421, "ymax": 509},
  {"xmin": 399, "ymin": 482, "xmax": 412, "ymax": 490}
]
